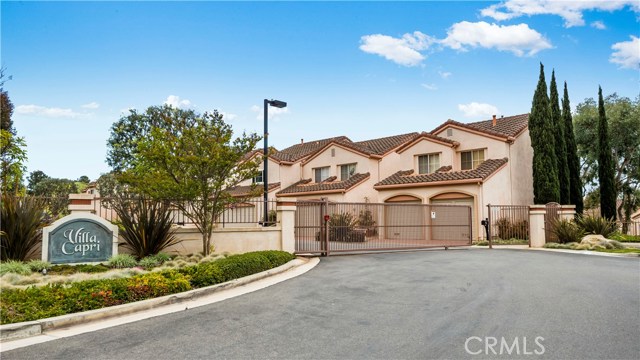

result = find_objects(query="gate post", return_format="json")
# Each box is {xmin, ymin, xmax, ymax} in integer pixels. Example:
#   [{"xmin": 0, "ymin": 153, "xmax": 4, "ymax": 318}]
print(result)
[
  {"xmin": 277, "ymin": 199, "xmax": 296, "ymax": 253},
  {"xmin": 529, "ymin": 205, "xmax": 546, "ymax": 248},
  {"xmin": 487, "ymin": 204, "xmax": 493, "ymax": 249},
  {"xmin": 320, "ymin": 199, "xmax": 329, "ymax": 257}
]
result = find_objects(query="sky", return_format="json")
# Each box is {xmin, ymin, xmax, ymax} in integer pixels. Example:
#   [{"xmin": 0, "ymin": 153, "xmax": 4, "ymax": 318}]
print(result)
[{"xmin": 2, "ymin": 0, "xmax": 639, "ymax": 181}]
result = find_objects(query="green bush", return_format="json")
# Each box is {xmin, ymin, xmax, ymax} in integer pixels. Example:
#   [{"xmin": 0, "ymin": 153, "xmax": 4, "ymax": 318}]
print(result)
[
  {"xmin": 609, "ymin": 233, "xmax": 640, "ymax": 242},
  {"xmin": 108, "ymin": 254, "xmax": 138, "ymax": 268},
  {"xmin": 575, "ymin": 215, "xmax": 617, "ymax": 238},
  {"xmin": 0, "ymin": 260, "xmax": 31, "ymax": 275},
  {"xmin": 48, "ymin": 263, "xmax": 110, "ymax": 275},
  {"xmin": 1, "ymin": 195, "xmax": 50, "ymax": 261},
  {"xmin": 154, "ymin": 252, "xmax": 172, "ymax": 263},
  {"xmin": 495, "ymin": 218, "xmax": 529, "ymax": 240},
  {"xmin": 27, "ymin": 260, "xmax": 52, "ymax": 273},
  {"xmin": 549, "ymin": 219, "xmax": 585, "ymax": 244},
  {"xmin": 0, "ymin": 250, "xmax": 294, "ymax": 324},
  {"xmin": 138, "ymin": 256, "xmax": 161, "ymax": 270},
  {"xmin": 112, "ymin": 197, "xmax": 180, "ymax": 259}
]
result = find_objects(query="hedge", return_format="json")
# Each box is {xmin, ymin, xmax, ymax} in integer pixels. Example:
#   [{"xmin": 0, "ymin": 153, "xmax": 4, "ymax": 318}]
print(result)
[{"xmin": 0, "ymin": 251, "xmax": 295, "ymax": 325}]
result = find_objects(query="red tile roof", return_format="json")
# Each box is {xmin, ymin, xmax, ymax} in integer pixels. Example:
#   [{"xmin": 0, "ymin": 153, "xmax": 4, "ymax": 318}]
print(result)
[
  {"xmin": 354, "ymin": 133, "xmax": 419, "ymax": 155},
  {"xmin": 227, "ymin": 182, "xmax": 280, "ymax": 197},
  {"xmin": 431, "ymin": 114, "xmax": 529, "ymax": 140},
  {"xmin": 277, "ymin": 173, "xmax": 370, "ymax": 196},
  {"xmin": 271, "ymin": 136, "xmax": 351, "ymax": 162},
  {"xmin": 374, "ymin": 158, "xmax": 508, "ymax": 188}
]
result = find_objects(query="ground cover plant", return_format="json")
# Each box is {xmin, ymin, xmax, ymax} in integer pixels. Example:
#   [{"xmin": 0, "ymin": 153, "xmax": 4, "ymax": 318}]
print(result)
[{"xmin": 0, "ymin": 250, "xmax": 295, "ymax": 324}]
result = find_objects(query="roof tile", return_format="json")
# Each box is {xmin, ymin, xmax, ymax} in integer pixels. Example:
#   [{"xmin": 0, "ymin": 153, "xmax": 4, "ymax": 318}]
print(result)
[{"xmin": 277, "ymin": 173, "xmax": 370, "ymax": 195}]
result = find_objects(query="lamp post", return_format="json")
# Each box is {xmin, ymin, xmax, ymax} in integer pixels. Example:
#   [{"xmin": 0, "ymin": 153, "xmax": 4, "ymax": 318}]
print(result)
[{"xmin": 263, "ymin": 99, "xmax": 287, "ymax": 225}]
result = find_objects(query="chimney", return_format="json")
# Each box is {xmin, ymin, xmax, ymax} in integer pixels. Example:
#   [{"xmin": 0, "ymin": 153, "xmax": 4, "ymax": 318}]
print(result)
[
  {"xmin": 301, "ymin": 139, "xmax": 304, "ymax": 144},
  {"xmin": 492, "ymin": 115, "xmax": 497, "ymax": 127}
]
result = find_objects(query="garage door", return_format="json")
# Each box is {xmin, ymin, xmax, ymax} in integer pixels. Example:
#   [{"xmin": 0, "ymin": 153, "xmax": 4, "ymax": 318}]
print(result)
[
  {"xmin": 385, "ymin": 199, "xmax": 424, "ymax": 240},
  {"xmin": 430, "ymin": 196, "xmax": 474, "ymax": 240}
]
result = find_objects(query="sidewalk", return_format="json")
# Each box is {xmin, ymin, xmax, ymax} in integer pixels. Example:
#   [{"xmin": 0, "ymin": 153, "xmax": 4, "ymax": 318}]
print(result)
[
  {"xmin": 472, "ymin": 244, "xmax": 640, "ymax": 258},
  {"xmin": 0, "ymin": 257, "xmax": 320, "ymax": 351}
]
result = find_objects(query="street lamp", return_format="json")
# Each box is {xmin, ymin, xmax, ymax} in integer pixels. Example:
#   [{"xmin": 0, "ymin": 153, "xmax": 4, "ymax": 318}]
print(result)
[{"xmin": 263, "ymin": 98, "xmax": 287, "ymax": 225}]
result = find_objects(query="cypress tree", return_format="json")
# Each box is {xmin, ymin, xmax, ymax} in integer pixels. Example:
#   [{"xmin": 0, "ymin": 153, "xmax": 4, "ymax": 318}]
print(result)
[
  {"xmin": 550, "ymin": 70, "xmax": 569, "ymax": 204},
  {"xmin": 597, "ymin": 86, "xmax": 616, "ymax": 220},
  {"xmin": 529, "ymin": 63, "xmax": 560, "ymax": 204},
  {"xmin": 562, "ymin": 82, "xmax": 583, "ymax": 214}
]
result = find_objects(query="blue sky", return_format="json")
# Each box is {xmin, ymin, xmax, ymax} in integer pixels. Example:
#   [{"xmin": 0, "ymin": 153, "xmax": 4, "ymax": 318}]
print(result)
[{"xmin": 3, "ymin": 1, "xmax": 639, "ymax": 181}]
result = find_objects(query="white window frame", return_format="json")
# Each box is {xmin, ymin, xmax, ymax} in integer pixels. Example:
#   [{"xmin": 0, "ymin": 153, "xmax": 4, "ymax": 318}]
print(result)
[
  {"xmin": 340, "ymin": 163, "xmax": 357, "ymax": 181},
  {"xmin": 461, "ymin": 149, "xmax": 485, "ymax": 170},
  {"xmin": 417, "ymin": 153, "xmax": 440, "ymax": 174},
  {"xmin": 252, "ymin": 170, "xmax": 264, "ymax": 184},
  {"xmin": 314, "ymin": 166, "xmax": 330, "ymax": 183}
]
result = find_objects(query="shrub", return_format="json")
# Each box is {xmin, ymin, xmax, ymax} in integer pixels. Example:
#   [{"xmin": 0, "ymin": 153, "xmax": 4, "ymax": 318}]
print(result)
[
  {"xmin": 495, "ymin": 218, "xmax": 529, "ymax": 240},
  {"xmin": 549, "ymin": 219, "xmax": 585, "ymax": 244},
  {"xmin": 48, "ymin": 263, "xmax": 110, "ymax": 275},
  {"xmin": 357, "ymin": 209, "xmax": 378, "ymax": 236},
  {"xmin": 112, "ymin": 197, "xmax": 180, "ymax": 259},
  {"xmin": 138, "ymin": 256, "xmax": 160, "ymax": 270},
  {"xmin": 0, "ymin": 260, "xmax": 31, "ymax": 275},
  {"xmin": 108, "ymin": 254, "xmax": 138, "ymax": 268},
  {"xmin": 154, "ymin": 252, "xmax": 172, "ymax": 263},
  {"xmin": 575, "ymin": 215, "xmax": 617, "ymax": 238},
  {"xmin": 1, "ymin": 195, "xmax": 50, "ymax": 261},
  {"xmin": 27, "ymin": 260, "xmax": 52, "ymax": 273},
  {"xmin": 608, "ymin": 233, "xmax": 640, "ymax": 243}
]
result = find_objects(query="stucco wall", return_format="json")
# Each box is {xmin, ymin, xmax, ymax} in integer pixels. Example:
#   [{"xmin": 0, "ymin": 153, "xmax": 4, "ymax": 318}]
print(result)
[
  {"xmin": 433, "ymin": 127, "xmax": 508, "ymax": 170},
  {"xmin": 160, "ymin": 225, "xmax": 283, "ymax": 255},
  {"xmin": 301, "ymin": 144, "xmax": 374, "ymax": 181},
  {"xmin": 379, "ymin": 139, "xmax": 454, "ymax": 179},
  {"xmin": 508, "ymin": 130, "xmax": 534, "ymax": 205}
]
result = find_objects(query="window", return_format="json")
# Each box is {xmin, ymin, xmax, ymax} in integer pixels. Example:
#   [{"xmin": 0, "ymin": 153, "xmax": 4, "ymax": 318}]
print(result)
[
  {"xmin": 340, "ymin": 163, "xmax": 357, "ymax": 181},
  {"xmin": 461, "ymin": 149, "xmax": 485, "ymax": 170},
  {"xmin": 252, "ymin": 170, "xmax": 264, "ymax": 184},
  {"xmin": 314, "ymin": 167, "xmax": 330, "ymax": 183},
  {"xmin": 418, "ymin": 154, "xmax": 440, "ymax": 174}
]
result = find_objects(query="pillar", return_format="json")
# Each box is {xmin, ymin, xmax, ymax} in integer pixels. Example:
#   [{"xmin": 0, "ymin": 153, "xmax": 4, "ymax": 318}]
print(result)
[
  {"xmin": 277, "ymin": 198, "xmax": 297, "ymax": 253},
  {"xmin": 529, "ymin": 205, "xmax": 546, "ymax": 248}
]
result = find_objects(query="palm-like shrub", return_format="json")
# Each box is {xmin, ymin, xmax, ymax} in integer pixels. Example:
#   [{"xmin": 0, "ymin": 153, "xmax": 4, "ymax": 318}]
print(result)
[
  {"xmin": 113, "ymin": 197, "xmax": 179, "ymax": 259},
  {"xmin": 1, "ymin": 195, "xmax": 50, "ymax": 261},
  {"xmin": 549, "ymin": 219, "xmax": 585, "ymax": 244},
  {"xmin": 575, "ymin": 215, "xmax": 617, "ymax": 238}
]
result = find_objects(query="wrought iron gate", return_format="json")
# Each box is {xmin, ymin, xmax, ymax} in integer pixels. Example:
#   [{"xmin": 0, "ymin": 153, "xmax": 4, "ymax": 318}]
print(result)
[{"xmin": 294, "ymin": 200, "xmax": 472, "ymax": 255}]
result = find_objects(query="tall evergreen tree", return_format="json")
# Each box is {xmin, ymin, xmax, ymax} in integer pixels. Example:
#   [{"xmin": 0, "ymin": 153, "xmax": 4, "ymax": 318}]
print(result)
[
  {"xmin": 550, "ymin": 70, "xmax": 569, "ymax": 204},
  {"xmin": 529, "ymin": 63, "xmax": 560, "ymax": 204},
  {"xmin": 562, "ymin": 82, "xmax": 583, "ymax": 214},
  {"xmin": 597, "ymin": 86, "xmax": 616, "ymax": 220}
]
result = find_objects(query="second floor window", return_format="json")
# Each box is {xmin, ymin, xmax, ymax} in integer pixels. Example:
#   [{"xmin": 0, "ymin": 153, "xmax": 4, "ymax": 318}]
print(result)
[
  {"xmin": 461, "ymin": 149, "xmax": 485, "ymax": 170},
  {"xmin": 314, "ymin": 166, "xmax": 330, "ymax": 183},
  {"xmin": 418, "ymin": 154, "xmax": 440, "ymax": 174},
  {"xmin": 252, "ymin": 170, "xmax": 264, "ymax": 184},
  {"xmin": 340, "ymin": 163, "xmax": 357, "ymax": 181}
]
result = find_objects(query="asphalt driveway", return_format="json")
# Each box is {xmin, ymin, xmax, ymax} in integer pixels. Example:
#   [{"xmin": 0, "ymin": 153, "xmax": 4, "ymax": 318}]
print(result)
[{"xmin": 3, "ymin": 249, "xmax": 639, "ymax": 359}]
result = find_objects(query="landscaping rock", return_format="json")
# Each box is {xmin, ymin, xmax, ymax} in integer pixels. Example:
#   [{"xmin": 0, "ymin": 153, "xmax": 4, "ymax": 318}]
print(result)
[{"xmin": 580, "ymin": 235, "xmax": 626, "ymax": 249}]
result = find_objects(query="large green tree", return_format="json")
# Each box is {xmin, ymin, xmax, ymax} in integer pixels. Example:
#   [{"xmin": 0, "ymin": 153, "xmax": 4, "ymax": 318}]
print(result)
[
  {"xmin": 529, "ymin": 63, "xmax": 560, "ymax": 204},
  {"xmin": 1, "ymin": 67, "xmax": 14, "ymax": 135},
  {"xmin": 562, "ymin": 82, "xmax": 583, "ymax": 214},
  {"xmin": 0, "ymin": 68, "xmax": 26, "ymax": 194},
  {"xmin": 575, "ymin": 93, "xmax": 638, "ymax": 222},
  {"xmin": 107, "ymin": 105, "xmax": 261, "ymax": 255},
  {"xmin": 550, "ymin": 70, "xmax": 570, "ymax": 204},
  {"xmin": 597, "ymin": 87, "xmax": 617, "ymax": 220},
  {"xmin": 27, "ymin": 170, "xmax": 50, "ymax": 195}
]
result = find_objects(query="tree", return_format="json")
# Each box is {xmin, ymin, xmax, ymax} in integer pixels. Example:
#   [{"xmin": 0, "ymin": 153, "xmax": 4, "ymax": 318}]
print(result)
[
  {"xmin": 27, "ymin": 170, "xmax": 50, "ymax": 195},
  {"xmin": 1, "ymin": 67, "xmax": 14, "ymax": 135},
  {"xmin": 32, "ymin": 178, "xmax": 79, "ymax": 217},
  {"xmin": 562, "ymin": 82, "xmax": 584, "ymax": 214},
  {"xmin": 529, "ymin": 63, "xmax": 560, "ymax": 204},
  {"xmin": 77, "ymin": 175, "xmax": 90, "ymax": 184},
  {"xmin": 597, "ymin": 86, "xmax": 617, "ymax": 220},
  {"xmin": 550, "ymin": 71, "xmax": 570, "ymax": 204},
  {"xmin": 1, "ymin": 130, "xmax": 27, "ymax": 194},
  {"xmin": 107, "ymin": 105, "xmax": 261, "ymax": 255}
]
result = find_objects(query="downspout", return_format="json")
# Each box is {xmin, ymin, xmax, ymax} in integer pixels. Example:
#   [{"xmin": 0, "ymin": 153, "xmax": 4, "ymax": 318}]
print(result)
[{"xmin": 508, "ymin": 142, "xmax": 513, "ymax": 204}]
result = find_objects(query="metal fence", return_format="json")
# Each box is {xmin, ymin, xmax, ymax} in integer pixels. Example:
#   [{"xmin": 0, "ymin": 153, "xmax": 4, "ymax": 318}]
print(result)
[
  {"xmin": 618, "ymin": 221, "xmax": 640, "ymax": 236},
  {"xmin": 294, "ymin": 200, "xmax": 472, "ymax": 255},
  {"xmin": 84, "ymin": 197, "xmax": 278, "ymax": 227},
  {"xmin": 487, "ymin": 204, "xmax": 530, "ymax": 245}
]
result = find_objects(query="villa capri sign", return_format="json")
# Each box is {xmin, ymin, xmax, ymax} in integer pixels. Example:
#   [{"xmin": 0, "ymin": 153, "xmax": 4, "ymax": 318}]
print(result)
[{"xmin": 42, "ymin": 213, "xmax": 119, "ymax": 264}]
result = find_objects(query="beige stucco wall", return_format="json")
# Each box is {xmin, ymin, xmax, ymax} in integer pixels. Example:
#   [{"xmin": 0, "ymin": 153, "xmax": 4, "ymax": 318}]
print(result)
[
  {"xmin": 508, "ymin": 130, "xmax": 534, "ymax": 205},
  {"xmin": 160, "ymin": 226, "xmax": 283, "ymax": 255},
  {"xmin": 379, "ymin": 139, "xmax": 455, "ymax": 178},
  {"xmin": 301, "ymin": 144, "xmax": 376, "ymax": 181}
]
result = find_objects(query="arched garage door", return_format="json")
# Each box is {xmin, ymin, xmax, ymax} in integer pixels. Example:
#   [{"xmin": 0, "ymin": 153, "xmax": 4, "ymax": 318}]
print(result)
[
  {"xmin": 430, "ymin": 193, "xmax": 474, "ymax": 240},
  {"xmin": 385, "ymin": 195, "xmax": 424, "ymax": 240}
]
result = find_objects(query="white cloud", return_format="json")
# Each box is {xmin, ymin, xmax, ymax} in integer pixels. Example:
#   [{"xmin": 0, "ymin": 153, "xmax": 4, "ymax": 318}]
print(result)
[
  {"xmin": 220, "ymin": 111, "xmax": 238, "ymax": 121},
  {"xmin": 458, "ymin": 102, "xmax": 499, "ymax": 118},
  {"xmin": 441, "ymin": 21, "xmax": 552, "ymax": 56},
  {"xmin": 164, "ymin": 95, "xmax": 192, "ymax": 109},
  {"xmin": 251, "ymin": 105, "xmax": 290, "ymax": 120},
  {"xmin": 81, "ymin": 102, "xmax": 100, "ymax": 109},
  {"xmin": 421, "ymin": 83, "xmax": 438, "ymax": 90},
  {"xmin": 590, "ymin": 21, "xmax": 606, "ymax": 30},
  {"xmin": 610, "ymin": 35, "xmax": 640, "ymax": 69},
  {"xmin": 359, "ymin": 31, "xmax": 436, "ymax": 67},
  {"xmin": 481, "ymin": 0, "xmax": 639, "ymax": 28},
  {"xmin": 438, "ymin": 71, "xmax": 452, "ymax": 79},
  {"xmin": 15, "ymin": 105, "xmax": 87, "ymax": 118}
]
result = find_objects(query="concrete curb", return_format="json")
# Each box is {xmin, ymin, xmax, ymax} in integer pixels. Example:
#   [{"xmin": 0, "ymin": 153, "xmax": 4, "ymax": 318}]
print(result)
[
  {"xmin": 471, "ymin": 245, "xmax": 640, "ymax": 258},
  {"xmin": 0, "ymin": 257, "xmax": 314, "ymax": 342}
]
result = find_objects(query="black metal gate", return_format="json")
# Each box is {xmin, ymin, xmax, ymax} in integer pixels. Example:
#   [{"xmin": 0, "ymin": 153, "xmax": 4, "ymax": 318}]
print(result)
[{"xmin": 294, "ymin": 200, "xmax": 472, "ymax": 255}]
